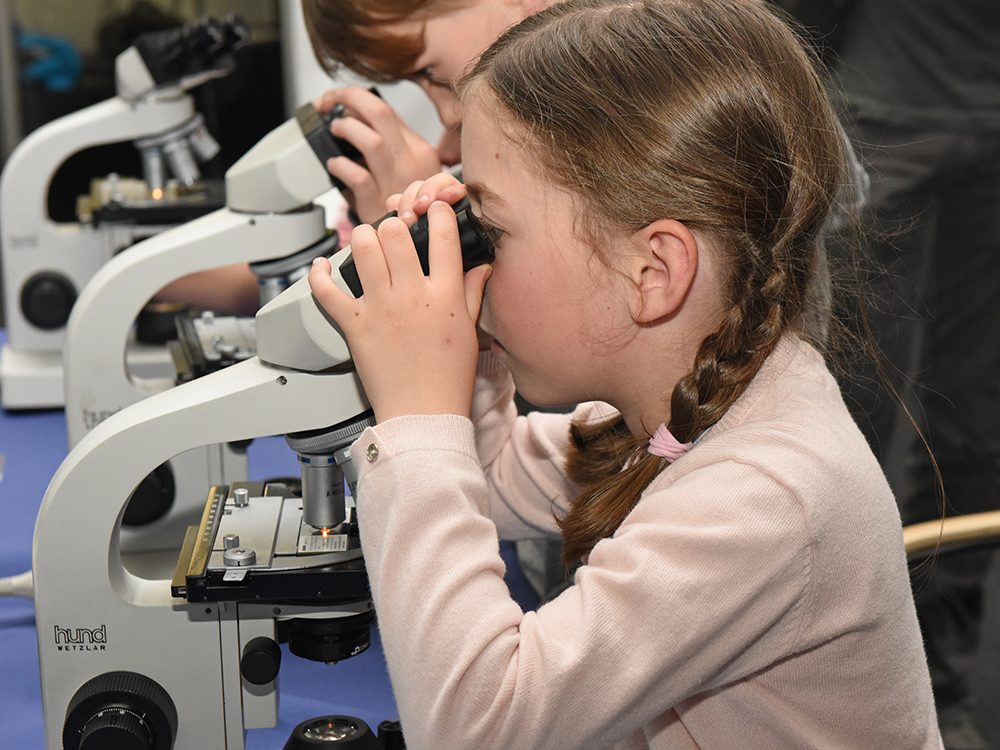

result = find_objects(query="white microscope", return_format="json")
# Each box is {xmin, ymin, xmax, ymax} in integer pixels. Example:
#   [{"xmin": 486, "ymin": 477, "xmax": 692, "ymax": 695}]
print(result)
[
  {"xmin": 60, "ymin": 93, "xmax": 359, "ymax": 562},
  {"xmin": 0, "ymin": 15, "xmax": 248, "ymax": 410},
  {"xmin": 32, "ymin": 191, "xmax": 495, "ymax": 749}
]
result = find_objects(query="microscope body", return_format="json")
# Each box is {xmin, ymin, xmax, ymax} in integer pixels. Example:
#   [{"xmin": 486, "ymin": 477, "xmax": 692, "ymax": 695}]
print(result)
[
  {"xmin": 34, "ymin": 351, "xmax": 372, "ymax": 750},
  {"xmin": 0, "ymin": 17, "xmax": 245, "ymax": 410},
  {"xmin": 34, "ymin": 246, "xmax": 373, "ymax": 748},
  {"xmin": 61, "ymin": 100, "xmax": 338, "ymax": 559},
  {"xmin": 0, "ymin": 95, "xmax": 195, "ymax": 409}
]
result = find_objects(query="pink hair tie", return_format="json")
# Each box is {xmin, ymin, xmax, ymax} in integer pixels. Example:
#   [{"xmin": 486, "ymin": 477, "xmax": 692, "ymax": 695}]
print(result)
[{"xmin": 648, "ymin": 423, "xmax": 693, "ymax": 462}]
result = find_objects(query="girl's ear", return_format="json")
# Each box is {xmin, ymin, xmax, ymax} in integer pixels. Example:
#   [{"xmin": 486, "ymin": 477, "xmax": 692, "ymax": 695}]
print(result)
[{"xmin": 629, "ymin": 219, "xmax": 700, "ymax": 324}]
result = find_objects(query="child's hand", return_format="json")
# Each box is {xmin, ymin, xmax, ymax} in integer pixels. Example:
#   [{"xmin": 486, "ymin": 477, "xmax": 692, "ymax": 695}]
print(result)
[
  {"xmin": 313, "ymin": 86, "xmax": 443, "ymax": 224},
  {"xmin": 385, "ymin": 176, "xmax": 493, "ymax": 351},
  {"xmin": 308, "ymin": 201, "xmax": 491, "ymax": 423},
  {"xmin": 387, "ymin": 173, "xmax": 467, "ymax": 225}
]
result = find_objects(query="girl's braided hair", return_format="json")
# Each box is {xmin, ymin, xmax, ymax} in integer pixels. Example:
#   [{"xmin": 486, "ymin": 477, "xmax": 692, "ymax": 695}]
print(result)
[{"xmin": 461, "ymin": 0, "xmax": 853, "ymax": 566}]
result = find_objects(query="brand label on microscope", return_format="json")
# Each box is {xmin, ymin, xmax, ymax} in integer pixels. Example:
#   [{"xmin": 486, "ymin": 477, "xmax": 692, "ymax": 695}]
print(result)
[
  {"xmin": 298, "ymin": 534, "xmax": 349, "ymax": 554},
  {"xmin": 53, "ymin": 625, "xmax": 108, "ymax": 652}
]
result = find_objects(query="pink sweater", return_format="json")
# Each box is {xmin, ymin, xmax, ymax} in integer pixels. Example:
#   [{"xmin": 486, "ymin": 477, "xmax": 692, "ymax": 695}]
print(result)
[{"xmin": 349, "ymin": 334, "xmax": 943, "ymax": 749}]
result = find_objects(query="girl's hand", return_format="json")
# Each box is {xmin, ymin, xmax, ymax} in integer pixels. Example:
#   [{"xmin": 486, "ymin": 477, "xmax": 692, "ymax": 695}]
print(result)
[
  {"xmin": 308, "ymin": 201, "xmax": 491, "ymax": 423},
  {"xmin": 386, "ymin": 173, "xmax": 467, "ymax": 225},
  {"xmin": 385, "ymin": 176, "xmax": 493, "ymax": 352},
  {"xmin": 313, "ymin": 86, "xmax": 443, "ymax": 224}
]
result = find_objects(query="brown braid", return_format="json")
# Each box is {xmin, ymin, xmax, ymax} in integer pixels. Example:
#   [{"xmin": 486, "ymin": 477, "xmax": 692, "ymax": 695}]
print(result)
[{"xmin": 460, "ymin": 0, "xmax": 851, "ymax": 567}]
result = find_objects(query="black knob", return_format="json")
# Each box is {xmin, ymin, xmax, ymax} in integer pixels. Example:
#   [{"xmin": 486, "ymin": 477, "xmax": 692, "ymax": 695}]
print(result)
[
  {"xmin": 241, "ymin": 636, "xmax": 282, "ymax": 685},
  {"xmin": 79, "ymin": 707, "xmax": 154, "ymax": 750},
  {"xmin": 20, "ymin": 271, "xmax": 76, "ymax": 330},
  {"xmin": 378, "ymin": 719, "xmax": 406, "ymax": 750},
  {"xmin": 135, "ymin": 301, "xmax": 187, "ymax": 344},
  {"xmin": 122, "ymin": 462, "xmax": 176, "ymax": 527},
  {"xmin": 64, "ymin": 671, "xmax": 177, "ymax": 750}
]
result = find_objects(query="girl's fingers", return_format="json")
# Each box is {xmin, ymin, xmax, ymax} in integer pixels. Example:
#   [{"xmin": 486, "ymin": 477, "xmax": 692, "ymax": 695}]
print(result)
[
  {"xmin": 395, "ymin": 181, "xmax": 426, "ymax": 223},
  {"xmin": 335, "ymin": 85, "xmax": 393, "ymax": 126},
  {"xmin": 434, "ymin": 181, "xmax": 468, "ymax": 207},
  {"xmin": 308, "ymin": 256, "xmax": 352, "ymax": 319},
  {"xmin": 426, "ymin": 201, "xmax": 463, "ymax": 285},
  {"xmin": 376, "ymin": 216, "xmax": 425, "ymax": 288},
  {"xmin": 421, "ymin": 172, "xmax": 468, "ymax": 202},
  {"xmin": 464, "ymin": 264, "xmax": 493, "ymax": 322},
  {"xmin": 346, "ymin": 223, "xmax": 392, "ymax": 296},
  {"xmin": 326, "ymin": 155, "xmax": 375, "ymax": 195},
  {"xmin": 396, "ymin": 175, "xmax": 468, "ymax": 222},
  {"xmin": 329, "ymin": 115, "xmax": 382, "ymax": 156},
  {"xmin": 313, "ymin": 88, "xmax": 340, "ymax": 113}
]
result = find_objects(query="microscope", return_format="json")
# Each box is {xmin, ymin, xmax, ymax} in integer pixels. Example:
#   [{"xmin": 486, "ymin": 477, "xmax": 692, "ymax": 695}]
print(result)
[
  {"xmin": 59, "ymin": 92, "xmax": 370, "ymax": 561},
  {"xmin": 32, "ymin": 190, "xmax": 495, "ymax": 749},
  {"xmin": 0, "ymin": 15, "xmax": 248, "ymax": 410}
]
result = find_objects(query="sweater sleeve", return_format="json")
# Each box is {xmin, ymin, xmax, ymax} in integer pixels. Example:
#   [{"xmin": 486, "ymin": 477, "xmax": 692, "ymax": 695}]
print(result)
[{"xmin": 350, "ymin": 420, "xmax": 815, "ymax": 750}]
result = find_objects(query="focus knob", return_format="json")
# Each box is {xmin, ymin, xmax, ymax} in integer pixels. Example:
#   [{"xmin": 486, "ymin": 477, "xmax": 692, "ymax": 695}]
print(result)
[
  {"xmin": 79, "ymin": 707, "xmax": 154, "ymax": 750},
  {"xmin": 20, "ymin": 271, "xmax": 76, "ymax": 330},
  {"xmin": 378, "ymin": 719, "xmax": 406, "ymax": 750},
  {"xmin": 64, "ymin": 671, "xmax": 177, "ymax": 750},
  {"xmin": 122, "ymin": 462, "xmax": 176, "ymax": 527},
  {"xmin": 241, "ymin": 636, "xmax": 282, "ymax": 685}
]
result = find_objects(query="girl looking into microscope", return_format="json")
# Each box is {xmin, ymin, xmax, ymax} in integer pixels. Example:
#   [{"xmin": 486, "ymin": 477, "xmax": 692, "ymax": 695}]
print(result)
[{"xmin": 308, "ymin": 0, "xmax": 943, "ymax": 747}]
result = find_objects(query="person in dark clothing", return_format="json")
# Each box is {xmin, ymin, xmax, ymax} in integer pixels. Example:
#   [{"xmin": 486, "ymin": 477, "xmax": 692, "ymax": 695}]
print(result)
[{"xmin": 820, "ymin": 1, "xmax": 1000, "ymax": 746}]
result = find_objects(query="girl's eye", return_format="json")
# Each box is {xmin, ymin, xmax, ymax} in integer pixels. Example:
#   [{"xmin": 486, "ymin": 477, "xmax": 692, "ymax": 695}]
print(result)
[
  {"xmin": 477, "ymin": 216, "xmax": 505, "ymax": 250},
  {"xmin": 412, "ymin": 67, "xmax": 446, "ymax": 87}
]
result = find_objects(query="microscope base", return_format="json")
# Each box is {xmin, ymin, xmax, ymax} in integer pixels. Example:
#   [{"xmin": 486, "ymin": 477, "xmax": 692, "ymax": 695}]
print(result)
[
  {"xmin": 1, "ymin": 340, "xmax": 180, "ymax": 410},
  {"xmin": 126, "ymin": 335, "xmax": 181, "ymax": 381},
  {"xmin": 0, "ymin": 344, "xmax": 63, "ymax": 409}
]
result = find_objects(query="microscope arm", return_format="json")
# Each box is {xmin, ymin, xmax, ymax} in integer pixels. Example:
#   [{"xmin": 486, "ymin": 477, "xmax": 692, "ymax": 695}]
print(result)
[
  {"xmin": 53, "ymin": 230, "xmax": 365, "ymax": 598},
  {"xmin": 40, "ymin": 355, "xmax": 368, "ymax": 605},
  {"xmin": 62, "ymin": 97, "xmax": 348, "ymax": 445},
  {"xmin": 0, "ymin": 95, "xmax": 194, "ymax": 238},
  {"xmin": 0, "ymin": 97, "xmax": 196, "ymax": 358},
  {"xmin": 63, "ymin": 204, "xmax": 329, "ymax": 445}
]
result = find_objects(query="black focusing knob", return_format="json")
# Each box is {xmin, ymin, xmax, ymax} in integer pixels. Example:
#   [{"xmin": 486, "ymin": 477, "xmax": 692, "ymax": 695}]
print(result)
[
  {"xmin": 79, "ymin": 707, "xmax": 154, "ymax": 750},
  {"xmin": 20, "ymin": 271, "xmax": 76, "ymax": 330},
  {"xmin": 241, "ymin": 636, "xmax": 282, "ymax": 685},
  {"xmin": 64, "ymin": 671, "xmax": 177, "ymax": 750},
  {"xmin": 122, "ymin": 462, "xmax": 176, "ymax": 527}
]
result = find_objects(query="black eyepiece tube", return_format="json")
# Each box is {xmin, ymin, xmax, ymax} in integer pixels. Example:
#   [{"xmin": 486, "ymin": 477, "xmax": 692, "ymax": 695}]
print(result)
[{"xmin": 338, "ymin": 197, "xmax": 495, "ymax": 298}]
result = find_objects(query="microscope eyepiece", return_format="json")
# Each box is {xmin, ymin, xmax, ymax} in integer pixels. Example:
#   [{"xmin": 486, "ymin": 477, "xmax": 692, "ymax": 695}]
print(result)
[{"xmin": 337, "ymin": 198, "xmax": 496, "ymax": 298}]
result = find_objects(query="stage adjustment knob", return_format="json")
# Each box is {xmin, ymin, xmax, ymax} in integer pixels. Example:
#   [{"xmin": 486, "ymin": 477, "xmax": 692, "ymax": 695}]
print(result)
[
  {"xmin": 64, "ymin": 671, "xmax": 177, "ymax": 750},
  {"xmin": 241, "ymin": 636, "xmax": 282, "ymax": 685}
]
